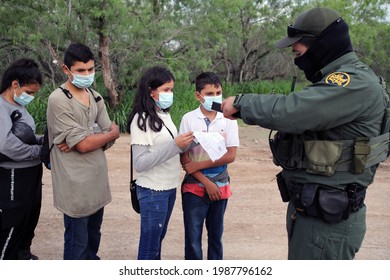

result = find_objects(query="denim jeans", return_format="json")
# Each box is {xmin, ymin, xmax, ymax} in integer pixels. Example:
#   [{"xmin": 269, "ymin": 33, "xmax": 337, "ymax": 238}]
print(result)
[
  {"xmin": 137, "ymin": 186, "xmax": 176, "ymax": 260},
  {"xmin": 182, "ymin": 192, "xmax": 228, "ymax": 260},
  {"xmin": 63, "ymin": 208, "xmax": 104, "ymax": 260}
]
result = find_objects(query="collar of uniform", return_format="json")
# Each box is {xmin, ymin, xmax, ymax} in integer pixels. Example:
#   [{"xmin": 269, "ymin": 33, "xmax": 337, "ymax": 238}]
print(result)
[
  {"xmin": 195, "ymin": 106, "xmax": 224, "ymax": 120},
  {"xmin": 319, "ymin": 51, "xmax": 359, "ymax": 78}
]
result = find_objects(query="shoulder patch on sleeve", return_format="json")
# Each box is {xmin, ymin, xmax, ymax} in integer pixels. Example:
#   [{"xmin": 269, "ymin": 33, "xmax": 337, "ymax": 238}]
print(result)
[{"xmin": 325, "ymin": 72, "xmax": 351, "ymax": 87}]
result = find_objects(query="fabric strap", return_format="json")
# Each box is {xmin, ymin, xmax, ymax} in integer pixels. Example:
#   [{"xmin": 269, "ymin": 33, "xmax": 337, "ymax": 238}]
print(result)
[
  {"xmin": 162, "ymin": 122, "xmax": 174, "ymax": 139},
  {"xmin": 130, "ymin": 146, "xmax": 134, "ymax": 182}
]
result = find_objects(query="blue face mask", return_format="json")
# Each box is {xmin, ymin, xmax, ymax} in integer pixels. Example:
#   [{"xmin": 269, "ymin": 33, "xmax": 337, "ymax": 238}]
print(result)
[
  {"xmin": 154, "ymin": 91, "xmax": 173, "ymax": 109},
  {"xmin": 14, "ymin": 88, "xmax": 34, "ymax": 106},
  {"xmin": 70, "ymin": 72, "xmax": 95, "ymax": 89},
  {"xmin": 200, "ymin": 95, "xmax": 222, "ymax": 112}
]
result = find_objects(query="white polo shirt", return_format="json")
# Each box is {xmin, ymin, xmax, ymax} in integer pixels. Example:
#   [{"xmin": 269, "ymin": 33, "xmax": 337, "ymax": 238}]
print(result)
[{"xmin": 179, "ymin": 106, "xmax": 239, "ymax": 164}]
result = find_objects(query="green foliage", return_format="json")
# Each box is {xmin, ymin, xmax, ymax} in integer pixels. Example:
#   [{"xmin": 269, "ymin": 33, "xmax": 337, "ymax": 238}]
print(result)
[
  {"xmin": 27, "ymin": 85, "xmax": 51, "ymax": 134},
  {"xmin": 2, "ymin": 0, "xmax": 390, "ymax": 114},
  {"xmin": 169, "ymin": 83, "xmax": 198, "ymax": 127},
  {"xmin": 106, "ymin": 90, "xmax": 135, "ymax": 133}
]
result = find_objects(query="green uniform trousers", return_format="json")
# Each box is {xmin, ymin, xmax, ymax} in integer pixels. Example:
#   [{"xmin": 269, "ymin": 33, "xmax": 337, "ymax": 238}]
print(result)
[{"xmin": 286, "ymin": 202, "xmax": 366, "ymax": 260}]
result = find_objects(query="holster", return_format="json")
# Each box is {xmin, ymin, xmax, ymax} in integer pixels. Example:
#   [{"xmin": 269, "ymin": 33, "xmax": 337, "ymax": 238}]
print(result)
[{"xmin": 276, "ymin": 171, "xmax": 290, "ymax": 202}]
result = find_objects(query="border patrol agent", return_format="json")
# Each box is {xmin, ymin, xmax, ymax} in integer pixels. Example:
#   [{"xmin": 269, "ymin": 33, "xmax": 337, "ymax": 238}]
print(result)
[{"xmin": 221, "ymin": 7, "xmax": 390, "ymax": 259}]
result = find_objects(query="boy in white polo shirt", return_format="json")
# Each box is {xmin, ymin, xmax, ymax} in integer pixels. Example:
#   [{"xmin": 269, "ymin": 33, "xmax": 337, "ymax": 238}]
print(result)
[{"xmin": 179, "ymin": 72, "xmax": 239, "ymax": 260}]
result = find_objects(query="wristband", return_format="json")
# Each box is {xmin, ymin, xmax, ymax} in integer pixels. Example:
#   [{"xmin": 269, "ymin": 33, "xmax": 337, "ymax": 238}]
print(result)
[{"xmin": 233, "ymin": 94, "xmax": 243, "ymax": 108}]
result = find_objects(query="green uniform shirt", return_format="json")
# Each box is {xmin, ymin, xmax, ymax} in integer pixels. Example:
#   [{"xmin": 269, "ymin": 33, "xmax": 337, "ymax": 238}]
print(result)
[{"xmin": 235, "ymin": 52, "xmax": 387, "ymax": 188}]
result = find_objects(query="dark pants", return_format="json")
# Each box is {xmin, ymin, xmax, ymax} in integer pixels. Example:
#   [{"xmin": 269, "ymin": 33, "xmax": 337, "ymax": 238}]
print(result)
[
  {"xmin": 0, "ymin": 164, "xmax": 43, "ymax": 260},
  {"xmin": 286, "ymin": 201, "xmax": 366, "ymax": 259},
  {"xmin": 182, "ymin": 192, "xmax": 228, "ymax": 260},
  {"xmin": 63, "ymin": 207, "xmax": 104, "ymax": 260}
]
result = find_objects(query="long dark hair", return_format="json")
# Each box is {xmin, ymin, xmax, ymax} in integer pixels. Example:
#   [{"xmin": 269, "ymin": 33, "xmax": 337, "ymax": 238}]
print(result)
[{"xmin": 126, "ymin": 66, "xmax": 175, "ymax": 133}]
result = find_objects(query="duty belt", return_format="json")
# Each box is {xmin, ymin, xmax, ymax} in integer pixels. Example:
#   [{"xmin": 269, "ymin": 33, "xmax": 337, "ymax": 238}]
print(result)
[
  {"xmin": 293, "ymin": 132, "xmax": 389, "ymax": 174},
  {"xmin": 290, "ymin": 183, "xmax": 366, "ymax": 223}
]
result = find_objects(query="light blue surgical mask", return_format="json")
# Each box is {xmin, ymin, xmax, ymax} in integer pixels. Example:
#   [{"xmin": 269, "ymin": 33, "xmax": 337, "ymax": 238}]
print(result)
[
  {"xmin": 70, "ymin": 72, "xmax": 95, "ymax": 89},
  {"xmin": 14, "ymin": 87, "xmax": 34, "ymax": 106},
  {"xmin": 200, "ymin": 95, "xmax": 222, "ymax": 112},
  {"xmin": 154, "ymin": 91, "xmax": 173, "ymax": 109}
]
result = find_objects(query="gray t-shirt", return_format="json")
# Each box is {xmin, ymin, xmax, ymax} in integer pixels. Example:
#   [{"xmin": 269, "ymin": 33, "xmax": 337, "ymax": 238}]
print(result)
[
  {"xmin": 47, "ymin": 85, "xmax": 114, "ymax": 218},
  {"xmin": 0, "ymin": 95, "xmax": 41, "ymax": 169}
]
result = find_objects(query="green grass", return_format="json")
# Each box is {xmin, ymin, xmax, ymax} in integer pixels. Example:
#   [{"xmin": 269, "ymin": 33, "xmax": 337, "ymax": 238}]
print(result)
[
  {"xmin": 28, "ymin": 80, "xmax": 298, "ymax": 134},
  {"xmin": 107, "ymin": 91, "xmax": 135, "ymax": 133}
]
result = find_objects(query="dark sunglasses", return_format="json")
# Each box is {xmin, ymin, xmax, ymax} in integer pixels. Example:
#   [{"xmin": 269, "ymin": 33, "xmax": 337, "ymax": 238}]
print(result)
[{"xmin": 287, "ymin": 25, "xmax": 318, "ymax": 38}]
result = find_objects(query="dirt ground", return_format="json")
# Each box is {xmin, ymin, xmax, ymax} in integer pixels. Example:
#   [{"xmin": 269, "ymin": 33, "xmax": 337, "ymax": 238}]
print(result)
[{"xmin": 32, "ymin": 125, "xmax": 390, "ymax": 260}]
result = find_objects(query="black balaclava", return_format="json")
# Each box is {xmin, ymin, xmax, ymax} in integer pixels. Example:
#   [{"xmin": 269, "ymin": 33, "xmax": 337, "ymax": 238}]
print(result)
[{"xmin": 294, "ymin": 18, "xmax": 353, "ymax": 83}]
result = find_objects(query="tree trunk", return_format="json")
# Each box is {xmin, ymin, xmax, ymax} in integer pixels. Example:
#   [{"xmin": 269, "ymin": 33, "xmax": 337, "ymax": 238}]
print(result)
[{"xmin": 99, "ymin": 34, "xmax": 120, "ymax": 108}]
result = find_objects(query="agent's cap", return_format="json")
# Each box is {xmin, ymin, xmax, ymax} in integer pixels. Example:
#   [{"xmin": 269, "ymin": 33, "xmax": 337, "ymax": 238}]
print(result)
[{"xmin": 275, "ymin": 7, "xmax": 341, "ymax": 49}]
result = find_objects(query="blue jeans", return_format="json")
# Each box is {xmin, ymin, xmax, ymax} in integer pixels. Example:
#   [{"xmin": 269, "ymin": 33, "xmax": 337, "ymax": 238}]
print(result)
[
  {"xmin": 182, "ymin": 192, "xmax": 228, "ymax": 260},
  {"xmin": 63, "ymin": 208, "xmax": 104, "ymax": 260},
  {"xmin": 137, "ymin": 186, "xmax": 176, "ymax": 260}
]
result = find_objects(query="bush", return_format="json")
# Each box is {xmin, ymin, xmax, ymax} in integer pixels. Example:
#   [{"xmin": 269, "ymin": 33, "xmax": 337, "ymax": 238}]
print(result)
[{"xmin": 28, "ymin": 86, "xmax": 51, "ymax": 135}]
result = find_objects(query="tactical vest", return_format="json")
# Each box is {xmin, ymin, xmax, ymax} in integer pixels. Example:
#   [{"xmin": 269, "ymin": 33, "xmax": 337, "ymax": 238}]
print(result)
[{"xmin": 270, "ymin": 76, "xmax": 390, "ymax": 176}]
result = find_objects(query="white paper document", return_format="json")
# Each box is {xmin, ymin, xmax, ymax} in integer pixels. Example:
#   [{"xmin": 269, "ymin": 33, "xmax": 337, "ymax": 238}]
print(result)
[{"xmin": 193, "ymin": 131, "xmax": 227, "ymax": 162}]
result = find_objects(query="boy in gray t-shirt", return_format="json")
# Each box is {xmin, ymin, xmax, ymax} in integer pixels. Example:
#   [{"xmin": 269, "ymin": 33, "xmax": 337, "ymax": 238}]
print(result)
[{"xmin": 46, "ymin": 43, "xmax": 120, "ymax": 260}]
